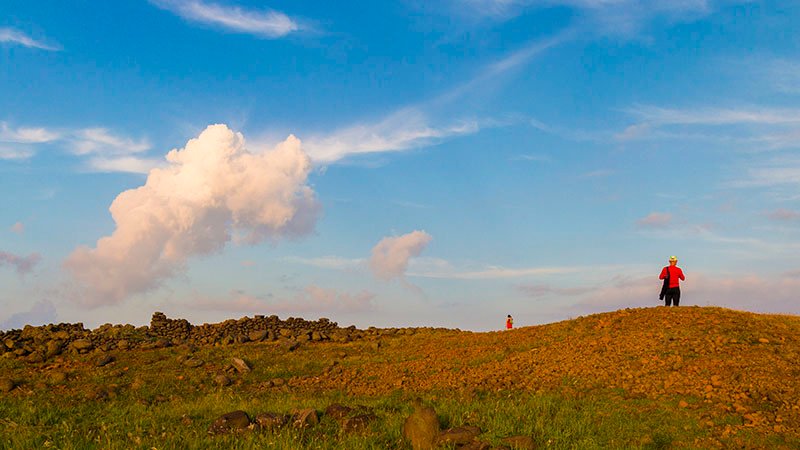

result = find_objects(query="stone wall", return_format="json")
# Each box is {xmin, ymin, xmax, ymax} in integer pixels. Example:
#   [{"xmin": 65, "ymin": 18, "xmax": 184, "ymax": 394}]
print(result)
[{"xmin": 0, "ymin": 312, "xmax": 421, "ymax": 364}]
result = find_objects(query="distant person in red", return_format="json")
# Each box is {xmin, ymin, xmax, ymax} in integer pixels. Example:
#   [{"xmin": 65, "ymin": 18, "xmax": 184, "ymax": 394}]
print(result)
[
  {"xmin": 659, "ymin": 255, "xmax": 685, "ymax": 306},
  {"xmin": 506, "ymin": 315, "xmax": 514, "ymax": 330}
]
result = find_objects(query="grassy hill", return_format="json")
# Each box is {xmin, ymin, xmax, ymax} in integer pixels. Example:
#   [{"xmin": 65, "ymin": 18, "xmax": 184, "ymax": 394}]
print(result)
[{"xmin": 1, "ymin": 306, "xmax": 798, "ymax": 449}]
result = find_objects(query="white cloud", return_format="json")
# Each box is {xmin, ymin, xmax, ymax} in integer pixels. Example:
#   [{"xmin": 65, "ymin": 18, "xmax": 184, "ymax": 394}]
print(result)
[
  {"xmin": 0, "ymin": 122, "xmax": 60, "ymax": 143},
  {"xmin": 64, "ymin": 124, "xmax": 321, "ymax": 307},
  {"xmin": 370, "ymin": 230, "xmax": 433, "ymax": 281},
  {"xmin": 0, "ymin": 147, "xmax": 35, "ymax": 161},
  {"xmin": 765, "ymin": 59, "xmax": 800, "ymax": 94},
  {"xmin": 152, "ymin": 0, "xmax": 301, "ymax": 38},
  {"xmin": 636, "ymin": 212, "xmax": 673, "ymax": 229},
  {"xmin": 0, "ymin": 250, "xmax": 41, "ymax": 275},
  {"xmin": 627, "ymin": 105, "xmax": 800, "ymax": 126},
  {"xmin": 71, "ymin": 128, "xmax": 151, "ymax": 156},
  {"xmin": 304, "ymin": 108, "xmax": 479, "ymax": 163},
  {"xmin": 0, "ymin": 27, "xmax": 59, "ymax": 51},
  {"xmin": 10, "ymin": 222, "xmax": 24, "ymax": 235}
]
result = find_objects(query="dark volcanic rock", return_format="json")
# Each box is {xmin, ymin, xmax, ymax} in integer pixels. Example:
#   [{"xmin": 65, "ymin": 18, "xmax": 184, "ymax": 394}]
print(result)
[
  {"xmin": 325, "ymin": 403, "xmax": 352, "ymax": 420},
  {"xmin": 291, "ymin": 408, "xmax": 319, "ymax": 428},
  {"xmin": 254, "ymin": 412, "xmax": 290, "ymax": 431},
  {"xmin": 340, "ymin": 413, "xmax": 377, "ymax": 433},
  {"xmin": 96, "ymin": 354, "xmax": 115, "ymax": 367},
  {"xmin": 208, "ymin": 410, "xmax": 252, "ymax": 435},
  {"xmin": 213, "ymin": 374, "xmax": 232, "ymax": 387}
]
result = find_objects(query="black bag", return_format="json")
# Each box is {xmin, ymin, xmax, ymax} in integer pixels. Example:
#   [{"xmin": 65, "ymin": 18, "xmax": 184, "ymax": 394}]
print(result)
[{"xmin": 659, "ymin": 266, "xmax": 670, "ymax": 300}]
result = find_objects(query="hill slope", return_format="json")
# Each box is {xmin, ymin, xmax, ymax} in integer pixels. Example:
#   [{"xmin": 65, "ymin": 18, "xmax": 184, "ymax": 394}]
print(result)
[{"xmin": 1, "ymin": 306, "xmax": 798, "ymax": 449}]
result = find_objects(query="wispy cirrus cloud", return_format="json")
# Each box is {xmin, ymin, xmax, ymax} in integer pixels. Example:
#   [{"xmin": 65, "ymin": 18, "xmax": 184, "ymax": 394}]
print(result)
[
  {"xmin": 0, "ymin": 27, "xmax": 59, "ymax": 51},
  {"xmin": 0, "ymin": 122, "xmax": 61, "ymax": 143},
  {"xmin": 767, "ymin": 208, "xmax": 800, "ymax": 221},
  {"xmin": 151, "ymin": 0, "xmax": 302, "ymax": 38},
  {"xmin": 636, "ymin": 212, "xmax": 673, "ymax": 229}
]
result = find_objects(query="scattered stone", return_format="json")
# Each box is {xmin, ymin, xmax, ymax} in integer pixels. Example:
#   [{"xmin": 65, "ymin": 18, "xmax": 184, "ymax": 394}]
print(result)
[
  {"xmin": 271, "ymin": 378, "xmax": 286, "ymax": 387},
  {"xmin": 437, "ymin": 426, "xmax": 482, "ymax": 446},
  {"xmin": 501, "ymin": 435, "xmax": 536, "ymax": 449},
  {"xmin": 45, "ymin": 340, "xmax": 64, "ymax": 359},
  {"xmin": 758, "ymin": 338, "xmax": 770, "ymax": 344},
  {"xmin": 255, "ymin": 412, "xmax": 290, "ymax": 431},
  {"xmin": 208, "ymin": 410, "xmax": 252, "ymax": 435},
  {"xmin": 340, "ymin": 413, "xmax": 377, "ymax": 433},
  {"xmin": 403, "ymin": 399, "xmax": 440, "ymax": 450},
  {"xmin": 184, "ymin": 358, "xmax": 204, "ymax": 368},
  {"xmin": 26, "ymin": 351, "xmax": 45, "ymax": 363},
  {"xmin": 49, "ymin": 371, "xmax": 68, "ymax": 384},
  {"xmin": 291, "ymin": 408, "xmax": 319, "ymax": 428},
  {"xmin": 213, "ymin": 374, "xmax": 232, "ymax": 387},
  {"xmin": 282, "ymin": 340, "xmax": 300, "ymax": 352},
  {"xmin": 231, "ymin": 357, "xmax": 251, "ymax": 373},
  {"xmin": 0, "ymin": 378, "xmax": 16, "ymax": 393},
  {"xmin": 679, "ymin": 400, "xmax": 689, "ymax": 408},
  {"xmin": 325, "ymin": 403, "xmax": 353, "ymax": 420},
  {"xmin": 96, "ymin": 354, "xmax": 115, "ymax": 367}
]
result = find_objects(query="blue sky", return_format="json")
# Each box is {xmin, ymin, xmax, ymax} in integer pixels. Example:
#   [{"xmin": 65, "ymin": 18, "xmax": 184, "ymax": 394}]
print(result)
[{"xmin": 2, "ymin": 0, "xmax": 799, "ymax": 331}]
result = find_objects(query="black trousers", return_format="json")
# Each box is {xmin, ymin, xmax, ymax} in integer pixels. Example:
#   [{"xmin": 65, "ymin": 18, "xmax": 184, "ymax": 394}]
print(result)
[{"xmin": 664, "ymin": 287, "xmax": 680, "ymax": 306}]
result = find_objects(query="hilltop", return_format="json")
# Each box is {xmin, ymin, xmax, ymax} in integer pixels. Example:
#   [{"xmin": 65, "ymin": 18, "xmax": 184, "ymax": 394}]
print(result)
[{"xmin": 1, "ymin": 306, "xmax": 798, "ymax": 449}]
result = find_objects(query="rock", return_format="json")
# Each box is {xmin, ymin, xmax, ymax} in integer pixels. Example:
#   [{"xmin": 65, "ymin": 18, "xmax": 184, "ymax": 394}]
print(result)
[
  {"xmin": 271, "ymin": 378, "xmax": 286, "ymax": 387},
  {"xmin": 3, "ymin": 338, "xmax": 16, "ymax": 350},
  {"xmin": 71, "ymin": 339, "xmax": 93, "ymax": 352},
  {"xmin": 340, "ymin": 413, "xmax": 377, "ymax": 433},
  {"xmin": 0, "ymin": 378, "xmax": 16, "ymax": 393},
  {"xmin": 460, "ymin": 441, "xmax": 492, "ymax": 450},
  {"xmin": 213, "ymin": 375, "xmax": 231, "ymax": 387},
  {"xmin": 49, "ymin": 371, "xmax": 68, "ymax": 384},
  {"xmin": 45, "ymin": 340, "xmax": 64, "ymax": 358},
  {"xmin": 254, "ymin": 412, "xmax": 289, "ymax": 431},
  {"xmin": 370, "ymin": 341, "xmax": 382, "ymax": 350},
  {"xmin": 402, "ymin": 399, "xmax": 440, "ymax": 450},
  {"xmin": 437, "ymin": 426, "xmax": 482, "ymax": 446},
  {"xmin": 325, "ymin": 403, "xmax": 352, "ymax": 420},
  {"xmin": 291, "ymin": 408, "xmax": 319, "ymax": 428},
  {"xmin": 208, "ymin": 410, "xmax": 252, "ymax": 435},
  {"xmin": 758, "ymin": 338, "xmax": 770, "ymax": 344},
  {"xmin": 282, "ymin": 340, "xmax": 300, "ymax": 352},
  {"xmin": 501, "ymin": 436, "xmax": 536, "ymax": 449},
  {"xmin": 96, "ymin": 354, "xmax": 115, "ymax": 367},
  {"xmin": 231, "ymin": 357, "xmax": 251, "ymax": 373},
  {"xmin": 117, "ymin": 340, "xmax": 130, "ymax": 350},
  {"xmin": 248, "ymin": 330, "xmax": 268, "ymax": 342},
  {"xmin": 678, "ymin": 400, "xmax": 689, "ymax": 408},
  {"xmin": 26, "ymin": 351, "xmax": 45, "ymax": 363},
  {"xmin": 184, "ymin": 358, "xmax": 204, "ymax": 368}
]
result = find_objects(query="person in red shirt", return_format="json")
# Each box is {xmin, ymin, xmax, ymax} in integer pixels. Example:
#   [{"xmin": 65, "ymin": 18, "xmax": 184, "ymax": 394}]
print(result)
[
  {"xmin": 506, "ymin": 315, "xmax": 514, "ymax": 330},
  {"xmin": 659, "ymin": 255, "xmax": 685, "ymax": 306}
]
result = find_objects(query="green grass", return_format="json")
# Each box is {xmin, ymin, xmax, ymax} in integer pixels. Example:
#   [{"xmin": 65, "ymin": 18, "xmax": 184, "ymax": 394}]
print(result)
[{"xmin": 1, "ymin": 335, "xmax": 799, "ymax": 449}]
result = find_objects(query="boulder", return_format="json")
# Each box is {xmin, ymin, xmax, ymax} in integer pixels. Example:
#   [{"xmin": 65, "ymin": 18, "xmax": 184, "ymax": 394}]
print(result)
[
  {"xmin": 208, "ymin": 410, "xmax": 252, "ymax": 435},
  {"xmin": 325, "ymin": 403, "xmax": 352, "ymax": 420},
  {"xmin": 96, "ymin": 354, "xmax": 115, "ymax": 367},
  {"xmin": 213, "ymin": 375, "xmax": 232, "ymax": 387},
  {"xmin": 502, "ymin": 436, "xmax": 537, "ymax": 449},
  {"xmin": 71, "ymin": 339, "xmax": 93, "ymax": 352},
  {"xmin": 45, "ymin": 340, "xmax": 64, "ymax": 359},
  {"xmin": 291, "ymin": 408, "xmax": 319, "ymax": 428},
  {"xmin": 248, "ymin": 330, "xmax": 268, "ymax": 342},
  {"xmin": 254, "ymin": 412, "xmax": 289, "ymax": 431},
  {"xmin": 340, "ymin": 413, "xmax": 377, "ymax": 433},
  {"xmin": 402, "ymin": 399, "xmax": 440, "ymax": 450},
  {"xmin": 0, "ymin": 378, "xmax": 16, "ymax": 393},
  {"xmin": 231, "ymin": 357, "xmax": 251, "ymax": 373}
]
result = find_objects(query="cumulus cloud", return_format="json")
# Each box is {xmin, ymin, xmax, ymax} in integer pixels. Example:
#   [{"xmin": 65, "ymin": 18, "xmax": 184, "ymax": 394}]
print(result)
[
  {"xmin": 0, "ymin": 27, "xmax": 59, "ymax": 51},
  {"xmin": 370, "ymin": 230, "xmax": 433, "ymax": 280},
  {"xmin": 152, "ymin": 0, "xmax": 301, "ymax": 38},
  {"xmin": 64, "ymin": 124, "xmax": 320, "ymax": 307},
  {"xmin": 636, "ymin": 212, "xmax": 673, "ymax": 228},
  {"xmin": 10, "ymin": 222, "xmax": 24, "ymax": 235},
  {"xmin": 0, "ymin": 300, "xmax": 57, "ymax": 330},
  {"xmin": 0, "ymin": 250, "xmax": 41, "ymax": 275}
]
